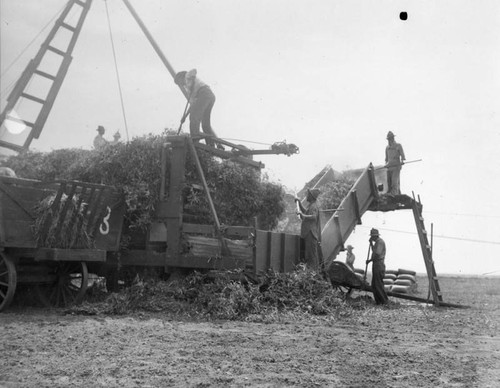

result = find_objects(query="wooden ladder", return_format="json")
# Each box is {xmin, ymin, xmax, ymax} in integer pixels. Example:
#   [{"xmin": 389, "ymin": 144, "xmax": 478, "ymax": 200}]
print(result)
[
  {"xmin": 411, "ymin": 193, "xmax": 443, "ymax": 306},
  {"xmin": 0, "ymin": 0, "xmax": 93, "ymax": 152}
]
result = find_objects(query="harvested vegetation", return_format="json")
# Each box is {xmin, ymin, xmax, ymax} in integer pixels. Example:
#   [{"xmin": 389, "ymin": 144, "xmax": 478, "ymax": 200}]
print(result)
[
  {"xmin": 33, "ymin": 193, "xmax": 94, "ymax": 249},
  {"xmin": 5, "ymin": 131, "xmax": 286, "ymax": 246},
  {"xmin": 68, "ymin": 266, "xmax": 353, "ymax": 319}
]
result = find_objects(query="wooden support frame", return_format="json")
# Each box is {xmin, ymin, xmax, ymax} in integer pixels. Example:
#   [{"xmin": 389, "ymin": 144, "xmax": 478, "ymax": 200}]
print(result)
[
  {"xmin": 350, "ymin": 190, "xmax": 362, "ymax": 225},
  {"xmin": 187, "ymin": 138, "xmax": 230, "ymax": 256},
  {"xmin": 193, "ymin": 142, "xmax": 264, "ymax": 169}
]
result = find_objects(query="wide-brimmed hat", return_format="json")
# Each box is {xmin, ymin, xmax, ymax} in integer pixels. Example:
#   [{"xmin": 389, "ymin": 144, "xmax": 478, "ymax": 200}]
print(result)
[
  {"xmin": 307, "ymin": 188, "xmax": 321, "ymax": 200},
  {"xmin": 96, "ymin": 125, "xmax": 105, "ymax": 133},
  {"xmin": 369, "ymin": 228, "xmax": 380, "ymax": 236},
  {"xmin": 386, "ymin": 131, "xmax": 395, "ymax": 139},
  {"xmin": 174, "ymin": 71, "xmax": 187, "ymax": 86}
]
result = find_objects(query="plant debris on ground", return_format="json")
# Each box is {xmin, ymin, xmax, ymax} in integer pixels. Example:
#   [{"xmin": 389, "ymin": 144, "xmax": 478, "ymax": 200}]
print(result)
[{"xmin": 67, "ymin": 265, "xmax": 381, "ymax": 320}]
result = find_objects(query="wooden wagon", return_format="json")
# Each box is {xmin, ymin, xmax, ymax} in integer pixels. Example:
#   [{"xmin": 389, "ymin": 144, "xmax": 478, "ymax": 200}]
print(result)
[{"xmin": 0, "ymin": 176, "xmax": 125, "ymax": 311}]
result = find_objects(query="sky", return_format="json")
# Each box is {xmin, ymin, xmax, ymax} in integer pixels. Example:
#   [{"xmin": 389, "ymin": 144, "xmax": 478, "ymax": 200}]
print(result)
[{"xmin": 1, "ymin": 0, "xmax": 499, "ymax": 276}]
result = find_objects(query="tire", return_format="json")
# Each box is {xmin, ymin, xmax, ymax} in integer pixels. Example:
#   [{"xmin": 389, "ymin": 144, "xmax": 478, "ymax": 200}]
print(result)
[
  {"xmin": 384, "ymin": 285, "xmax": 392, "ymax": 292},
  {"xmin": 36, "ymin": 261, "xmax": 88, "ymax": 308},
  {"xmin": 384, "ymin": 274, "xmax": 397, "ymax": 280},
  {"xmin": 398, "ymin": 268, "xmax": 417, "ymax": 276},
  {"xmin": 394, "ymin": 279, "xmax": 413, "ymax": 287},
  {"xmin": 0, "ymin": 253, "xmax": 17, "ymax": 312},
  {"xmin": 354, "ymin": 268, "xmax": 365, "ymax": 275},
  {"xmin": 391, "ymin": 285, "xmax": 409, "ymax": 294},
  {"xmin": 385, "ymin": 269, "xmax": 398, "ymax": 275},
  {"xmin": 383, "ymin": 279, "xmax": 394, "ymax": 285}
]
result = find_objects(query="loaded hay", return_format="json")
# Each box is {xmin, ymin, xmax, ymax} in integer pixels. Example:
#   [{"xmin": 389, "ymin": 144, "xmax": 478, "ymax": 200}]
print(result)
[{"xmin": 33, "ymin": 192, "xmax": 94, "ymax": 249}]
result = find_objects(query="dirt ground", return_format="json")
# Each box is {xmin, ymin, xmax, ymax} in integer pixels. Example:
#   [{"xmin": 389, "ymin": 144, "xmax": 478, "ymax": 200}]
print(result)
[{"xmin": 1, "ymin": 276, "xmax": 499, "ymax": 388}]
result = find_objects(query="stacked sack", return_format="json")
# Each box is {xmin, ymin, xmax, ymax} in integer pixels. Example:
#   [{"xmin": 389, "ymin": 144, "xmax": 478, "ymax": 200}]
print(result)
[{"xmin": 383, "ymin": 269, "xmax": 417, "ymax": 294}]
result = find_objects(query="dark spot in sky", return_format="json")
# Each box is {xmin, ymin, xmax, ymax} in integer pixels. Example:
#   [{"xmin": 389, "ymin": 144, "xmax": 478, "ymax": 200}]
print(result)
[{"xmin": 400, "ymin": 12, "xmax": 408, "ymax": 21}]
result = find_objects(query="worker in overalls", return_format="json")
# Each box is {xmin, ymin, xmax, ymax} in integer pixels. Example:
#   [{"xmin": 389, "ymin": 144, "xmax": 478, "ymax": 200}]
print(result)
[
  {"xmin": 295, "ymin": 188, "xmax": 321, "ymax": 270},
  {"xmin": 175, "ymin": 69, "xmax": 219, "ymax": 148},
  {"xmin": 366, "ymin": 228, "xmax": 388, "ymax": 305},
  {"xmin": 385, "ymin": 131, "xmax": 406, "ymax": 195}
]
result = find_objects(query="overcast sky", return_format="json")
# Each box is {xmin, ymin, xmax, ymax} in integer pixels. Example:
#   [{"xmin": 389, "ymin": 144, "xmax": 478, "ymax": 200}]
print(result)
[{"xmin": 1, "ymin": 0, "xmax": 499, "ymax": 276}]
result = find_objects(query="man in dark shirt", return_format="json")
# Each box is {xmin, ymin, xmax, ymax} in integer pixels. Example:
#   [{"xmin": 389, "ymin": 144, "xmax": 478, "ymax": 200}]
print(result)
[
  {"xmin": 366, "ymin": 228, "xmax": 388, "ymax": 305},
  {"xmin": 295, "ymin": 188, "xmax": 321, "ymax": 270}
]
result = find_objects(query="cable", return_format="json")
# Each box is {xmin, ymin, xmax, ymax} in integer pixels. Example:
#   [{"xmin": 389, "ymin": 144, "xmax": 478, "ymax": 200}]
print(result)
[
  {"xmin": 356, "ymin": 225, "xmax": 500, "ymax": 246},
  {"xmin": 104, "ymin": 0, "xmax": 130, "ymax": 142},
  {"xmin": 218, "ymin": 137, "xmax": 273, "ymax": 147},
  {"xmin": 424, "ymin": 210, "xmax": 500, "ymax": 219}
]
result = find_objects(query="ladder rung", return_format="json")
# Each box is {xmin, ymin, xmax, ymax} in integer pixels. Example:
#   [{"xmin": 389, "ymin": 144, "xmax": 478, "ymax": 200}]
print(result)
[
  {"xmin": 422, "ymin": 229, "xmax": 427, "ymax": 234},
  {"xmin": 5, "ymin": 115, "xmax": 34, "ymax": 127},
  {"xmin": 47, "ymin": 45, "xmax": 67, "ymax": 56},
  {"xmin": 75, "ymin": 0, "xmax": 88, "ymax": 7},
  {"xmin": 34, "ymin": 69, "xmax": 57, "ymax": 81},
  {"xmin": 20, "ymin": 93, "xmax": 45, "ymax": 105},
  {"xmin": 61, "ymin": 22, "xmax": 76, "ymax": 32},
  {"xmin": 419, "ymin": 216, "xmax": 424, "ymax": 221}
]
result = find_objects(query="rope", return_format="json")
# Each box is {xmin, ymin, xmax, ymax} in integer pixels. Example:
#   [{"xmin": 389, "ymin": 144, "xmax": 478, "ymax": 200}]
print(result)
[
  {"xmin": 104, "ymin": 0, "xmax": 130, "ymax": 142},
  {"xmin": 218, "ymin": 137, "xmax": 273, "ymax": 146}
]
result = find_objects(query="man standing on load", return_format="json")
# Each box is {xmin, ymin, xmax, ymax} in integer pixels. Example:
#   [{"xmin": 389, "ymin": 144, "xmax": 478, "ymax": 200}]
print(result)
[
  {"xmin": 385, "ymin": 131, "xmax": 405, "ymax": 195},
  {"xmin": 175, "ymin": 69, "xmax": 221, "ymax": 148},
  {"xmin": 295, "ymin": 188, "xmax": 321, "ymax": 270},
  {"xmin": 366, "ymin": 228, "xmax": 388, "ymax": 305}
]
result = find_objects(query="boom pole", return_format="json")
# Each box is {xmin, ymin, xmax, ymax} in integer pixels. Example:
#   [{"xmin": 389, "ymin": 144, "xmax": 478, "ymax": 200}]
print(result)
[{"xmin": 120, "ymin": 0, "xmax": 188, "ymax": 99}]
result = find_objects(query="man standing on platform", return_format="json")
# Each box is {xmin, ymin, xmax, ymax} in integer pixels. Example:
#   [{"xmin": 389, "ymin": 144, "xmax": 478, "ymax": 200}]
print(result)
[
  {"xmin": 385, "ymin": 131, "xmax": 406, "ymax": 195},
  {"xmin": 175, "ymin": 69, "xmax": 222, "ymax": 149},
  {"xmin": 366, "ymin": 228, "xmax": 388, "ymax": 305},
  {"xmin": 295, "ymin": 188, "xmax": 321, "ymax": 270}
]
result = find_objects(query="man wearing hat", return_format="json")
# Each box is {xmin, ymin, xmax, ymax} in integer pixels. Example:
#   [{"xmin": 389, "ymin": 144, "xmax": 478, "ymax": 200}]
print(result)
[
  {"xmin": 385, "ymin": 131, "xmax": 406, "ymax": 195},
  {"xmin": 93, "ymin": 125, "xmax": 108, "ymax": 149},
  {"xmin": 295, "ymin": 188, "xmax": 322, "ymax": 270},
  {"xmin": 345, "ymin": 244, "xmax": 355, "ymax": 271},
  {"xmin": 174, "ymin": 69, "xmax": 220, "ymax": 148},
  {"xmin": 111, "ymin": 131, "xmax": 121, "ymax": 145},
  {"xmin": 366, "ymin": 228, "xmax": 388, "ymax": 305}
]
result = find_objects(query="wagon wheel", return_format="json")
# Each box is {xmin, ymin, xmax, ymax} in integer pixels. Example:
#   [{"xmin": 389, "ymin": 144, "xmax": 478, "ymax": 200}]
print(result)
[
  {"xmin": 0, "ymin": 252, "xmax": 17, "ymax": 312},
  {"xmin": 36, "ymin": 262, "xmax": 88, "ymax": 308}
]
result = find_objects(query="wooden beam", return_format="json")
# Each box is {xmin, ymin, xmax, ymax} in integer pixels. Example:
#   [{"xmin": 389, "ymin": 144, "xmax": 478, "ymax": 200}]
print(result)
[
  {"xmin": 350, "ymin": 190, "xmax": 362, "ymax": 225},
  {"xmin": 193, "ymin": 142, "xmax": 264, "ymax": 169},
  {"xmin": 386, "ymin": 291, "xmax": 468, "ymax": 308},
  {"xmin": 34, "ymin": 248, "xmax": 106, "ymax": 262},
  {"xmin": 165, "ymin": 255, "xmax": 245, "ymax": 270},
  {"xmin": 187, "ymin": 138, "xmax": 229, "ymax": 256}
]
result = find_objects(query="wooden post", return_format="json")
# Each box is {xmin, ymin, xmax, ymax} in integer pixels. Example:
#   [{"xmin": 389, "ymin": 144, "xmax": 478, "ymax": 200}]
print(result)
[
  {"xmin": 186, "ymin": 138, "xmax": 229, "ymax": 256},
  {"xmin": 164, "ymin": 136, "xmax": 187, "ymax": 269}
]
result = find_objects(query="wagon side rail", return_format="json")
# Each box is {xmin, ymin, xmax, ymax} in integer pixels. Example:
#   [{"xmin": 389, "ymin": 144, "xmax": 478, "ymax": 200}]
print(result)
[{"xmin": 35, "ymin": 180, "xmax": 125, "ymax": 251}]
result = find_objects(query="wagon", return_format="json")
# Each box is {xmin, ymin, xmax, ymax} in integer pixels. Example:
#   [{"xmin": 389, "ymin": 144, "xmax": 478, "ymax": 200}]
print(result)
[{"xmin": 0, "ymin": 176, "xmax": 125, "ymax": 311}]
